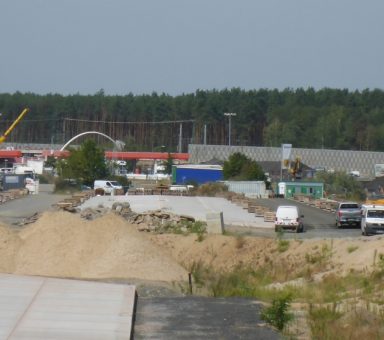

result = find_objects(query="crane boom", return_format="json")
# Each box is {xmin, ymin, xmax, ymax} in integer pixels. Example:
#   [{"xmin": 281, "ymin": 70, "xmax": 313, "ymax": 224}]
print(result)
[{"xmin": 0, "ymin": 108, "xmax": 29, "ymax": 143}]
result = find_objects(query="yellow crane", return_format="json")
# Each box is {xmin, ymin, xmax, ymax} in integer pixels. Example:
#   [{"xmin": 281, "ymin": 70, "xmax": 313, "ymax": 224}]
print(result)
[{"xmin": 0, "ymin": 108, "xmax": 29, "ymax": 144}]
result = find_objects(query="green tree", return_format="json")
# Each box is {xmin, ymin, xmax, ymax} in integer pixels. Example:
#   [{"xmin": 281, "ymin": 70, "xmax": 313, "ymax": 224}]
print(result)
[
  {"xmin": 164, "ymin": 153, "xmax": 174, "ymax": 175},
  {"xmin": 44, "ymin": 155, "xmax": 57, "ymax": 170},
  {"xmin": 315, "ymin": 171, "xmax": 365, "ymax": 200},
  {"xmin": 60, "ymin": 139, "xmax": 109, "ymax": 186},
  {"xmin": 223, "ymin": 152, "xmax": 266, "ymax": 181}
]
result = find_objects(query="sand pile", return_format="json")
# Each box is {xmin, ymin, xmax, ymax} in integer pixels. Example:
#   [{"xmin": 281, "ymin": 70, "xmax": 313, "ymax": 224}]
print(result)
[
  {"xmin": 0, "ymin": 211, "xmax": 187, "ymax": 282},
  {"xmin": 0, "ymin": 225, "xmax": 22, "ymax": 273},
  {"xmin": 150, "ymin": 233, "xmax": 384, "ymax": 276},
  {"xmin": 1, "ymin": 209, "xmax": 383, "ymax": 285}
]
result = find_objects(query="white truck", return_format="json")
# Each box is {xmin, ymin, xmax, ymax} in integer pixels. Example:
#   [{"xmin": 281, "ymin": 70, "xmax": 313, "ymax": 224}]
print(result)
[
  {"xmin": 94, "ymin": 180, "xmax": 123, "ymax": 195},
  {"xmin": 361, "ymin": 205, "xmax": 384, "ymax": 236}
]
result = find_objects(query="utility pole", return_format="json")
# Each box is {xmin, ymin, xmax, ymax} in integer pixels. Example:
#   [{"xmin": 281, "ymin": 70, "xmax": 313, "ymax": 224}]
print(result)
[
  {"xmin": 178, "ymin": 123, "xmax": 182, "ymax": 153},
  {"xmin": 203, "ymin": 124, "xmax": 207, "ymax": 145},
  {"xmin": 224, "ymin": 113, "xmax": 236, "ymax": 146}
]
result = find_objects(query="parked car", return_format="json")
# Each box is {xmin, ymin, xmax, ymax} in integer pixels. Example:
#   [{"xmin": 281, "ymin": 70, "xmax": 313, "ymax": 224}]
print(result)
[
  {"xmin": 335, "ymin": 202, "xmax": 361, "ymax": 228},
  {"xmin": 361, "ymin": 205, "xmax": 384, "ymax": 236},
  {"xmin": 275, "ymin": 205, "xmax": 304, "ymax": 233}
]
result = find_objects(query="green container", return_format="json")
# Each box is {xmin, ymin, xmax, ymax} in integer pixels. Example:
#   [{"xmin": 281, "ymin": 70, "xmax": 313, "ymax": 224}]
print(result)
[{"xmin": 283, "ymin": 181, "xmax": 324, "ymax": 199}]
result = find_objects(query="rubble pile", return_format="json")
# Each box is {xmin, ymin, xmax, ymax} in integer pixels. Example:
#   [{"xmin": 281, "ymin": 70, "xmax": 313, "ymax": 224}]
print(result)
[
  {"xmin": 127, "ymin": 210, "xmax": 197, "ymax": 233},
  {"xmin": 80, "ymin": 202, "xmax": 201, "ymax": 234}
]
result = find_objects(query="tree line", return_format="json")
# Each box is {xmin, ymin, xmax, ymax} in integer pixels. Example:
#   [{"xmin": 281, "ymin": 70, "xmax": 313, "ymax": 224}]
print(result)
[{"xmin": 1, "ymin": 87, "xmax": 384, "ymax": 152}]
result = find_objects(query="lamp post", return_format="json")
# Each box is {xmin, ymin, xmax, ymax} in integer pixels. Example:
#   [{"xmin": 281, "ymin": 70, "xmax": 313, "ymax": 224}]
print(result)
[{"xmin": 224, "ymin": 112, "xmax": 237, "ymax": 146}]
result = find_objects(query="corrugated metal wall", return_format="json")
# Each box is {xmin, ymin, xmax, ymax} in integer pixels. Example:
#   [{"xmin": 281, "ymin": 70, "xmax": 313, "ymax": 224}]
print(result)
[
  {"xmin": 189, "ymin": 144, "xmax": 384, "ymax": 178},
  {"xmin": 223, "ymin": 181, "xmax": 267, "ymax": 198}
]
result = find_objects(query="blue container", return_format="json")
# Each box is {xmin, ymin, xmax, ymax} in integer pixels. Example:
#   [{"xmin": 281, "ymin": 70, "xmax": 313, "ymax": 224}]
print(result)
[{"xmin": 174, "ymin": 166, "xmax": 223, "ymax": 185}]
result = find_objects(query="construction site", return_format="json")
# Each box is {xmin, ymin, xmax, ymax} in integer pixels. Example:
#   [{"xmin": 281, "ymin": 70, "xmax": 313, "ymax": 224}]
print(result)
[
  {"xmin": 0, "ymin": 184, "xmax": 383, "ymax": 338},
  {"xmin": 0, "ymin": 110, "xmax": 383, "ymax": 338}
]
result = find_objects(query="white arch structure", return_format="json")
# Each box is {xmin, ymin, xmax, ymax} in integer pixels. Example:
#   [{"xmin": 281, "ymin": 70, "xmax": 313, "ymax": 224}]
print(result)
[{"xmin": 60, "ymin": 131, "xmax": 117, "ymax": 151}]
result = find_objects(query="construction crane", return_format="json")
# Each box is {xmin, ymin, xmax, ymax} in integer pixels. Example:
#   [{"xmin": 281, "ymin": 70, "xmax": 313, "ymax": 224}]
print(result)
[{"xmin": 0, "ymin": 108, "xmax": 29, "ymax": 144}]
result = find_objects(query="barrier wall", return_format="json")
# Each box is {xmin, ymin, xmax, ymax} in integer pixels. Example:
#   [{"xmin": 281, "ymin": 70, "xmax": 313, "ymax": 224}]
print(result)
[{"xmin": 189, "ymin": 144, "xmax": 384, "ymax": 178}]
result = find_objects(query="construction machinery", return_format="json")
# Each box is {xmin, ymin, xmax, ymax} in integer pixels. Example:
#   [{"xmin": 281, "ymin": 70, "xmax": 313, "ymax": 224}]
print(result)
[
  {"xmin": 0, "ymin": 108, "xmax": 29, "ymax": 144},
  {"xmin": 289, "ymin": 156, "xmax": 302, "ymax": 179}
]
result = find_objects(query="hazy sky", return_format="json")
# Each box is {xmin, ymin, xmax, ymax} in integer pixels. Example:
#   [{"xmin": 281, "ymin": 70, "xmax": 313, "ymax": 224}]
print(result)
[{"xmin": 1, "ymin": 1, "xmax": 383, "ymax": 96}]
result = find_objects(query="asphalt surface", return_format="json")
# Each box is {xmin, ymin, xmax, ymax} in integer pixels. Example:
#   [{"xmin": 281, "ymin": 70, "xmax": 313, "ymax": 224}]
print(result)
[
  {"xmin": 134, "ymin": 297, "xmax": 280, "ymax": 340},
  {"xmin": 0, "ymin": 184, "xmax": 70, "ymax": 226},
  {"xmin": 242, "ymin": 198, "xmax": 363, "ymax": 239}
]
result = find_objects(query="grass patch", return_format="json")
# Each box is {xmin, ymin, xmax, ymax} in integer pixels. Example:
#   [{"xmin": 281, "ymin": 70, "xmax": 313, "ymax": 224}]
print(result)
[
  {"xmin": 275, "ymin": 229, "xmax": 290, "ymax": 252},
  {"xmin": 347, "ymin": 245, "xmax": 359, "ymax": 253},
  {"xmin": 305, "ymin": 243, "xmax": 332, "ymax": 266},
  {"xmin": 277, "ymin": 239, "xmax": 290, "ymax": 253},
  {"xmin": 157, "ymin": 220, "xmax": 207, "ymax": 239},
  {"xmin": 185, "ymin": 243, "xmax": 384, "ymax": 339},
  {"xmin": 308, "ymin": 305, "xmax": 344, "ymax": 339}
]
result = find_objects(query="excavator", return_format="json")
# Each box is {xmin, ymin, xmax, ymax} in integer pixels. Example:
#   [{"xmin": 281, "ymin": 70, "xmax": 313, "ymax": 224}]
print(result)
[
  {"xmin": 0, "ymin": 108, "xmax": 29, "ymax": 143},
  {"xmin": 289, "ymin": 156, "xmax": 302, "ymax": 180}
]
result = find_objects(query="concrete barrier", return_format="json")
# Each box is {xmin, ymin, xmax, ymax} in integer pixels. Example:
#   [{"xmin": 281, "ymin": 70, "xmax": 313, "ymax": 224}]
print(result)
[{"xmin": 206, "ymin": 212, "xmax": 224, "ymax": 234}]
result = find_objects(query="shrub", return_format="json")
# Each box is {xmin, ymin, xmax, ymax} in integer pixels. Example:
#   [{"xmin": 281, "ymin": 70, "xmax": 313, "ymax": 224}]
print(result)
[
  {"xmin": 223, "ymin": 152, "xmax": 266, "ymax": 181},
  {"xmin": 54, "ymin": 178, "xmax": 81, "ymax": 193},
  {"xmin": 37, "ymin": 174, "xmax": 51, "ymax": 184},
  {"xmin": 261, "ymin": 294, "xmax": 294, "ymax": 331},
  {"xmin": 195, "ymin": 182, "xmax": 228, "ymax": 196}
]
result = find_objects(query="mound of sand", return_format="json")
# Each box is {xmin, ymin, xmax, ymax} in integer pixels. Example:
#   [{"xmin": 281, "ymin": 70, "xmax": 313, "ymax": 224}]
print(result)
[
  {"xmin": 0, "ymin": 225, "xmax": 22, "ymax": 273},
  {"xmin": 0, "ymin": 211, "xmax": 187, "ymax": 282},
  {"xmin": 150, "ymin": 233, "xmax": 384, "ymax": 277},
  {"xmin": 1, "ymin": 209, "xmax": 383, "ymax": 285}
]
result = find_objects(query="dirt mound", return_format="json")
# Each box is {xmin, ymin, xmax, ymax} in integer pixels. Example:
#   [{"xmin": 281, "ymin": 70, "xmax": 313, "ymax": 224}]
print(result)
[
  {"xmin": 0, "ymin": 224, "xmax": 22, "ymax": 273},
  {"xmin": 2, "ymin": 211, "xmax": 187, "ymax": 282},
  {"xmin": 149, "ymin": 233, "xmax": 384, "ymax": 277},
  {"xmin": 1, "ymin": 209, "xmax": 384, "ymax": 285}
]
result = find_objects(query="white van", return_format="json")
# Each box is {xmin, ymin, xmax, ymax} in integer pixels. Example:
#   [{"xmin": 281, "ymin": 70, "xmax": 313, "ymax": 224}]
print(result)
[
  {"xmin": 275, "ymin": 205, "xmax": 304, "ymax": 233},
  {"xmin": 361, "ymin": 205, "xmax": 384, "ymax": 236},
  {"xmin": 94, "ymin": 180, "xmax": 123, "ymax": 195},
  {"xmin": 277, "ymin": 182, "xmax": 286, "ymax": 198}
]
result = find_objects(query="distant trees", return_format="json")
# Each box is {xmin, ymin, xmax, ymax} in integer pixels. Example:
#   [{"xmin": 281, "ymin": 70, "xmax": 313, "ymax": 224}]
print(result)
[
  {"xmin": 315, "ymin": 171, "xmax": 365, "ymax": 200},
  {"xmin": 2, "ymin": 88, "xmax": 384, "ymax": 151},
  {"xmin": 223, "ymin": 152, "xmax": 266, "ymax": 181}
]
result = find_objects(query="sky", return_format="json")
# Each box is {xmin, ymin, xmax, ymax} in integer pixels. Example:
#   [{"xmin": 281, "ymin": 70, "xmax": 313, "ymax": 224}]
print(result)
[{"xmin": 1, "ymin": 0, "xmax": 384, "ymax": 96}]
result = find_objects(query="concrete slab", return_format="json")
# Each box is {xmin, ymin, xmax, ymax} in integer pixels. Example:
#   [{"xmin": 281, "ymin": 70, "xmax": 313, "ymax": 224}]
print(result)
[
  {"xmin": 80, "ymin": 195, "xmax": 274, "ymax": 228},
  {"xmin": 134, "ymin": 296, "xmax": 281, "ymax": 340},
  {"xmin": 0, "ymin": 274, "xmax": 136, "ymax": 339}
]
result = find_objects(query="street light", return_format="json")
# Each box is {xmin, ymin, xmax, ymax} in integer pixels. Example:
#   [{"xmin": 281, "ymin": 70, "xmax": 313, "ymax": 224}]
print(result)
[{"xmin": 224, "ymin": 112, "xmax": 237, "ymax": 146}]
